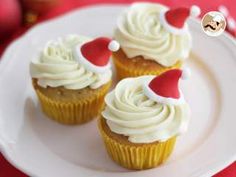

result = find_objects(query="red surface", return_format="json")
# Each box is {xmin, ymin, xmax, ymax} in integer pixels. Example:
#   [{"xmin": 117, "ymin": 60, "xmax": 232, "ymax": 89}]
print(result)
[
  {"xmin": 0, "ymin": 0, "xmax": 235, "ymax": 177},
  {"xmin": 0, "ymin": 0, "xmax": 22, "ymax": 41}
]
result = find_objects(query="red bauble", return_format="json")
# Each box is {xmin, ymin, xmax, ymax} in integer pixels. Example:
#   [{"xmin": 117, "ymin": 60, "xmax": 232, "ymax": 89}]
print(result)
[{"xmin": 0, "ymin": 0, "xmax": 22, "ymax": 41}]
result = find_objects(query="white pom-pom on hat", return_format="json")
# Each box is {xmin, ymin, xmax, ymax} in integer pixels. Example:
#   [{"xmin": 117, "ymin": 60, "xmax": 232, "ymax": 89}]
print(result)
[
  {"xmin": 181, "ymin": 67, "xmax": 191, "ymax": 80},
  {"xmin": 108, "ymin": 40, "xmax": 120, "ymax": 52},
  {"xmin": 190, "ymin": 5, "xmax": 201, "ymax": 17}
]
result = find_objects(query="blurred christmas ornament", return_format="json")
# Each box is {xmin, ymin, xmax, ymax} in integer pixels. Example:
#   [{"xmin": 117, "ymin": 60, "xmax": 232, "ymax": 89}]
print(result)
[
  {"xmin": 21, "ymin": 0, "xmax": 59, "ymax": 25},
  {"xmin": 24, "ymin": 11, "xmax": 38, "ymax": 25},
  {"xmin": 0, "ymin": 0, "xmax": 22, "ymax": 41},
  {"xmin": 22, "ymin": 0, "xmax": 59, "ymax": 14},
  {"xmin": 218, "ymin": 5, "xmax": 236, "ymax": 37}
]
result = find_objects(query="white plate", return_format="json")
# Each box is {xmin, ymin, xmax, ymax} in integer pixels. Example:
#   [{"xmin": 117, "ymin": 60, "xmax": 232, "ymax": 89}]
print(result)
[{"xmin": 0, "ymin": 4, "xmax": 236, "ymax": 177}]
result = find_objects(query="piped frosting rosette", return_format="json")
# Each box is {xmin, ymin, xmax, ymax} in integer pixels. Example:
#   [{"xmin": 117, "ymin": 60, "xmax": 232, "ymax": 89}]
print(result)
[
  {"xmin": 114, "ymin": 3, "xmax": 201, "ymax": 66},
  {"xmin": 30, "ymin": 35, "xmax": 120, "ymax": 90},
  {"xmin": 102, "ymin": 69, "xmax": 191, "ymax": 143}
]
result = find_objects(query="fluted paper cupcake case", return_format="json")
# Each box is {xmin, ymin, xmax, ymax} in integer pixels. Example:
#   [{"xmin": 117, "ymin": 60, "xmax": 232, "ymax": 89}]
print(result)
[
  {"xmin": 98, "ymin": 118, "xmax": 177, "ymax": 170},
  {"xmin": 34, "ymin": 81, "xmax": 111, "ymax": 125},
  {"xmin": 112, "ymin": 51, "xmax": 182, "ymax": 80}
]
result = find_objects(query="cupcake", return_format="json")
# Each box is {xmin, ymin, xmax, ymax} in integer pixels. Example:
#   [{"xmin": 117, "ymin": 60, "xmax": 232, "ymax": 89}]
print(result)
[
  {"xmin": 113, "ymin": 3, "xmax": 200, "ymax": 80},
  {"xmin": 30, "ymin": 35, "xmax": 120, "ymax": 124},
  {"xmin": 99, "ymin": 69, "xmax": 191, "ymax": 169}
]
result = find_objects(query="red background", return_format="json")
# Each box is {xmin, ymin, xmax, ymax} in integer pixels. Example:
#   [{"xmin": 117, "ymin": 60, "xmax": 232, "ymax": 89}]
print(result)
[{"xmin": 0, "ymin": 0, "xmax": 235, "ymax": 176}]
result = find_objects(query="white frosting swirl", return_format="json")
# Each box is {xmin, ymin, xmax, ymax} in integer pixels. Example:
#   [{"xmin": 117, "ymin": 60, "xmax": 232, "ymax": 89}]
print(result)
[
  {"xmin": 114, "ymin": 3, "xmax": 192, "ymax": 67},
  {"xmin": 102, "ymin": 76, "xmax": 190, "ymax": 143},
  {"xmin": 30, "ymin": 35, "xmax": 112, "ymax": 90}
]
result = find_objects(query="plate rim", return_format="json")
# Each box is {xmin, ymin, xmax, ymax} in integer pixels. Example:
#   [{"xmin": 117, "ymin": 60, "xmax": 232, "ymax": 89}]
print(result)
[{"xmin": 0, "ymin": 4, "xmax": 236, "ymax": 177}]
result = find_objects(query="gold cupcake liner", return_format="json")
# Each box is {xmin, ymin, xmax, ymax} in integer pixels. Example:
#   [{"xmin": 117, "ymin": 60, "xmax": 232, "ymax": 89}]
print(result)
[
  {"xmin": 112, "ymin": 53, "xmax": 182, "ymax": 80},
  {"xmin": 34, "ymin": 82, "xmax": 111, "ymax": 125},
  {"xmin": 98, "ymin": 118, "xmax": 176, "ymax": 170}
]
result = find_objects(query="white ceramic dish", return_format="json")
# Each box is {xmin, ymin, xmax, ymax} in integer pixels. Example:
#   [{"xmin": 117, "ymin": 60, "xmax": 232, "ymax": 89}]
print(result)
[{"xmin": 0, "ymin": 4, "xmax": 235, "ymax": 177}]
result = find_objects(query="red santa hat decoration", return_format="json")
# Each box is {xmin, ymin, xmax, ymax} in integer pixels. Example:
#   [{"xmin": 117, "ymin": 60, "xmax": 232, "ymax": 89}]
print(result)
[
  {"xmin": 143, "ymin": 68, "xmax": 191, "ymax": 105},
  {"xmin": 159, "ymin": 5, "xmax": 201, "ymax": 35},
  {"xmin": 74, "ymin": 37, "xmax": 120, "ymax": 73}
]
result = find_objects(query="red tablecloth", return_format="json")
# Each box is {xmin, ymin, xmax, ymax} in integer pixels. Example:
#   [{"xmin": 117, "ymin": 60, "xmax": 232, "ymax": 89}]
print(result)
[{"xmin": 0, "ymin": 0, "xmax": 235, "ymax": 176}]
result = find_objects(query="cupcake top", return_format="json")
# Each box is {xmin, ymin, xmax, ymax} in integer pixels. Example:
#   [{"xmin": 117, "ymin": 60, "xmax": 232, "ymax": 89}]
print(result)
[
  {"xmin": 114, "ymin": 3, "xmax": 200, "ymax": 67},
  {"xmin": 102, "ymin": 69, "xmax": 191, "ymax": 143},
  {"xmin": 30, "ymin": 35, "xmax": 119, "ymax": 90}
]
